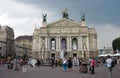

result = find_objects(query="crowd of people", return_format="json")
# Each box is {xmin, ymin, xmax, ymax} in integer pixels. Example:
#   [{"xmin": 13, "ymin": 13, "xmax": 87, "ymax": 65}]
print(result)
[
  {"xmin": 0, "ymin": 55, "xmax": 120, "ymax": 78},
  {"xmin": 49, "ymin": 55, "xmax": 120, "ymax": 78},
  {"xmin": 0, "ymin": 57, "xmax": 42, "ymax": 72}
]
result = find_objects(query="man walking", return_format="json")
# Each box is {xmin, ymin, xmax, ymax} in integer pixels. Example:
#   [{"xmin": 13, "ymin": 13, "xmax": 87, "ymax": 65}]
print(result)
[{"xmin": 106, "ymin": 55, "xmax": 113, "ymax": 78}]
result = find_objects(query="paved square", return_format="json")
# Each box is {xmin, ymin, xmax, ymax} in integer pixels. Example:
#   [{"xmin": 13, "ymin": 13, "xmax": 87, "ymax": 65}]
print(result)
[{"xmin": 0, "ymin": 65, "xmax": 120, "ymax": 78}]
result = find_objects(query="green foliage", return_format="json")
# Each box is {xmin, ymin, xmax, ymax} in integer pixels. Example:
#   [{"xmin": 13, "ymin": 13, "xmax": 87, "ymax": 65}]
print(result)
[{"xmin": 112, "ymin": 37, "xmax": 120, "ymax": 52}]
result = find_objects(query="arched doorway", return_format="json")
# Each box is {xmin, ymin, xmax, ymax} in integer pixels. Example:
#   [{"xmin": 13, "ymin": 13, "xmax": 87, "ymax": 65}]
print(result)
[
  {"xmin": 60, "ymin": 38, "xmax": 67, "ymax": 58},
  {"xmin": 51, "ymin": 53, "xmax": 55, "ymax": 59},
  {"xmin": 61, "ymin": 38, "xmax": 67, "ymax": 50},
  {"xmin": 72, "ymin": 38, "xmax": 78, "ymax": 50},
  {"xmin": 51, "ymin": 38, "xmax": 56, "ymax": 50},
  {"xmin": 73, "ymin": 53, "xmax": 77, "ymax": 58}
]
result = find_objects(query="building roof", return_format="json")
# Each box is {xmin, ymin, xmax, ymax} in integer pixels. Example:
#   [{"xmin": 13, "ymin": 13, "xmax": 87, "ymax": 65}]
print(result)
[{"xmin": 15, "ymin": 35, "xmax": 32, "ymax": 41}]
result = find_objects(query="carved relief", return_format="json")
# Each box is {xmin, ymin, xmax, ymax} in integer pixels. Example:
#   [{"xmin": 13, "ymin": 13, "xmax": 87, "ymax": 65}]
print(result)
[{"xmin": 49, "ymin": 20, "xmax": 79, "ymax": 27}]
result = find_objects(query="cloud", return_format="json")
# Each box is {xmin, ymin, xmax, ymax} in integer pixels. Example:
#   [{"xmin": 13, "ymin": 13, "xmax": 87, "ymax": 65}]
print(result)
[
  {"xmin": 96, "ymin": 24, "xmax": 120, "ymax": 49},
  {"xmin": 0, "ymin": 0, "xmax": 55, "ymax": 18},
  {"xmin": 0, "ymin": 11, "xmax": 40, "ymax": 37},
  {"xmin": 13, "ymin": 0, "xmax": 120, "ymax": 27},
  {"xmin": 0, "ymin": 0, "xmax": 55, "ymax": 38},
  {"xmin": 0, "ymin": 0, "xmax": 120, "ymax": 50}
]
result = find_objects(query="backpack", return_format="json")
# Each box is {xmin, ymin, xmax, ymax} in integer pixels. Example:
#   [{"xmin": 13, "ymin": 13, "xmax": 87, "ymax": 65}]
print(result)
[{"xmin": 111, "ymin": 61, "xmax": 115, "ymax": 67}]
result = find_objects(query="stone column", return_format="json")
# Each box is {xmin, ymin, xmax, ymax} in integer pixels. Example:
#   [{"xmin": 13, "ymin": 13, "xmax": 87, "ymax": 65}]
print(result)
[
  {"xmin": 48, "ymin": 37, "xmax": 50, "ymax": 51},
  {"xmin": 80, "ymin": 36, "xmax": 82, "ymax": 51},
  {"xmin": 58, "ymin": 36, "xmax": 61, "ymax": 57},
  {"xmin": 87, "ymin": 36, "xmax": 89, "ymax": 51},
  {"xmin": 68, "ymin": 36, "xmax": 70, "ymax": 56},
  {"xmin": 66, "ymin": 36, "xmax": 70, "ymax": 56},
  {"xmin": 78, "ymin": 37, "xmax": 81, "ymax": 51},
  {"xmin": 45, "ymin": 37, "xmax": 47, "ymax": 51},
  {"xmin": 35, "ymin": 37, "xmax": 39, "ymax": 57},
  {"xmin": 38, "ymin": 36, "xmax": 41, "ymax": 58},
  {"xmin": 56, "ymin": 36, "xmax": 59, "ymax": 51},
  {"xmin": 48, "ymin": 37, "xmax": 50, "ymax": 58},
  {"xmin": 59, "ymin": 36, "xmax": 61, "ymax": 50},
  {"xmin": 70, "ymin": 36, "xmax": 72, "ymax": 51},
  {"xmin": 67, "ymin": 36, "xmax": 69, "ymax": 51},
  {"xmin": 56, "ymin": 36, "xmax": 59, "ymax": 57},
  {"xmin": 69, "ymin": 35, "xmax": 72, "ymax": 56},
  {"xmin": 44, "ymin": 36, "xmax": 49, "ymax": 58},
  {"xmin": 81, "ymin": 36, "xmax": 84, "ymax": 58},
  {"xmin": 39, "ymin": 36, "xmax": 41, "ymax": 51},
  {"xmin": 77, "ymin": 36, "xmax": 82, "ymax": 57}
]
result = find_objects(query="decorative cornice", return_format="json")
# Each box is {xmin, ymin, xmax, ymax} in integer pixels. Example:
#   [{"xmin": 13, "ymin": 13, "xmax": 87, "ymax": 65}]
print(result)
[{"xmin": 47, "ymin": 18, "xmax": 80, "ymax": 27}]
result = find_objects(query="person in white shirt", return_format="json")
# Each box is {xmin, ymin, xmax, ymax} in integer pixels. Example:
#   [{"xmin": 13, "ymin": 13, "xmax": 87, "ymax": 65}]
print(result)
[
  {"xmin": 62, "ymin": 58, "xmax": 67, "ymax": 72},
  {"xmin": 106, "ymin": 55, "xmax": 113, "ymax": 78}
]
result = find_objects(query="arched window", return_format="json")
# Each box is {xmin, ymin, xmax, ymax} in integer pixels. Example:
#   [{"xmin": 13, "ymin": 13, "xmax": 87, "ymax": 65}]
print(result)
[
  {"xmin": 51, "ymin": 38, "xmax": 56, "ymax": 50},
  {"xmin": 72, "ymin": 38, "xmax": 78, "ymax": 50},
  {"xmin": 61, "ymin": 38, "xmax": 67, "ymax": 50}
]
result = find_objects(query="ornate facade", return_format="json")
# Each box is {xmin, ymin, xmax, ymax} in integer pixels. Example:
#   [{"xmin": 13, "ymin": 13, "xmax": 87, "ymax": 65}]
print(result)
[
  {"xmin": 0, "ymin": 25, "xmax": 14, "ymax": 57},
  {"xmin": 32, "ymin": 12, "xmax": 97, "ymax": 59},
  {"xmin": 15, "ymin": 35, "xmax": 32, "ymax": 57}
]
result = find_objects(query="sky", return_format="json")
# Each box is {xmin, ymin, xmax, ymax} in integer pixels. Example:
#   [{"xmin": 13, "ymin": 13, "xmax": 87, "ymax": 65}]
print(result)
[{"xmin": 0, "ymin": 0, "xmax": 120, "ymax": 49}]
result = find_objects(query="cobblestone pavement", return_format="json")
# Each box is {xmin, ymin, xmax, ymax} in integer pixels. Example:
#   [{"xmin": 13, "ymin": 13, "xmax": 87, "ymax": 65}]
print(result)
[{"xmin": 0, "ymin": 64, "xmax": 120, "ymax": 78}]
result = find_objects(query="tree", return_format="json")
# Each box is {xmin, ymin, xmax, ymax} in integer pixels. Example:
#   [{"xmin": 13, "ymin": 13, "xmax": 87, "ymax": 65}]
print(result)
[{"xmin": 112, "ymin": 37, "xmax": 120, "ymax": 52}]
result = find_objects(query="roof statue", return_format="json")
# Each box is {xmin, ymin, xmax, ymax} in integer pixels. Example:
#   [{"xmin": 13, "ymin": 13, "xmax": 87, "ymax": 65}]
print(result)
[
  {"xmin": 81, "ymin": 13, "xmax": 85, "ymax": 21},
  {"xmin": 62, "ymin": 9, "xmax": 69, "ymax": 19},
  {"xmin": 42, "ymin": 13, "xmax": 47, "ymax": 22}
]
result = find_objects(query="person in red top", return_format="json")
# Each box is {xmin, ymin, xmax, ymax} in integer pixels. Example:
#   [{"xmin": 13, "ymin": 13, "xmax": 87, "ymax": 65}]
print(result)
[{"xmin": 91, "ymin": 58, "xmax": 95, "ymax": 74}]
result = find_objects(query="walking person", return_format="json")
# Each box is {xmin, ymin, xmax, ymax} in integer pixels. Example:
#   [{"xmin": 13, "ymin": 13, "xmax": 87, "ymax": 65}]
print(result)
[
  {"xmin": 106, "ymin": 55, "xmax": 113, "ymax": 78},
  {"xmin": 67, "ymin": 57, "xmax": 73, "ymax": 72},
  {"xmin": 51, "ymin": 57, "xmax": 55, "ymax": 69},
  {"xmin": 62, "ymin": 58, "xmax": 67, "ymax": 72},
  {"xmin": 91, "ymin": 58, "xmax": 95, "ymax": 74},
  {"xmin": 36, "ymin": 59, "xmax": 41, "ymax": 67},
  {"xmin": 88, "ymin": 58, "xmax": 92, "ymax": 72},
  {"xmin": 22, "ymin": 59, "xmax": 27, "ymax": 72},
  {"xmin": 12, "ymin": 58, "xmax": 17, "ymax": 71}
]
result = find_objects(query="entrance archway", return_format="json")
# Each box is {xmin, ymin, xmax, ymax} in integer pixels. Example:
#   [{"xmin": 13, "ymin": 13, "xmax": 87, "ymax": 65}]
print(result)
[
  {"xmin": 72, "ymin": 38, "xmax": 78, "ymax": 50},
  {"xmin": 61, "ymin": 38, "xmax": 67, "ymax": 50},
  {"xmin": 73, "ymin": 53, "xmax": 77, "ymax": 58},
  {"xmin": 51, "ymin": 38, "xmax": 56, "ymax": 50},
  {"xmin": 51, "ymin": 53, "xmax": 55, "ymax": 59}
]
